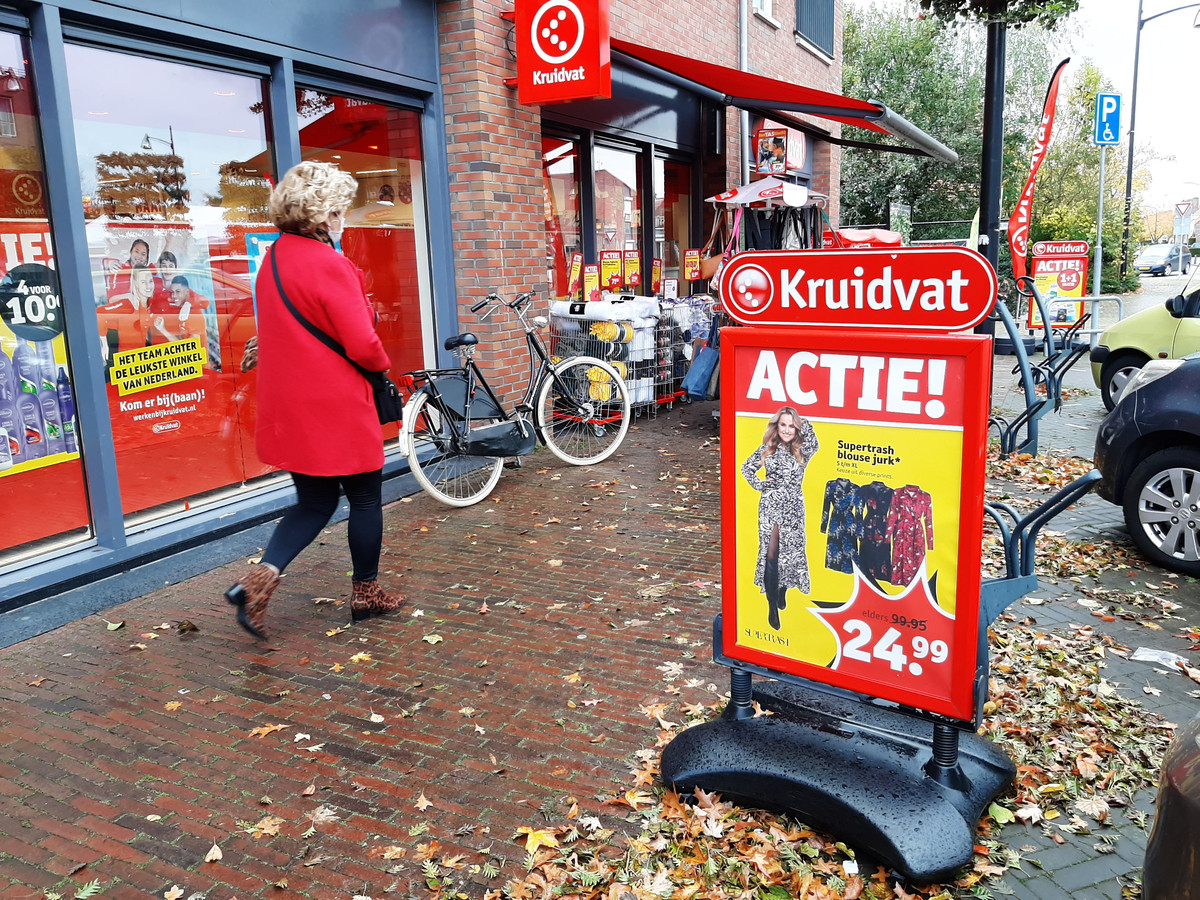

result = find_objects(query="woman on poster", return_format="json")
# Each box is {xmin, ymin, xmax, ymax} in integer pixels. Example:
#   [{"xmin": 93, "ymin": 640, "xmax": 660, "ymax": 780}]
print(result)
[{"xmin": 741, "ymin": 406, "xmax": 819, "ymax": 630}]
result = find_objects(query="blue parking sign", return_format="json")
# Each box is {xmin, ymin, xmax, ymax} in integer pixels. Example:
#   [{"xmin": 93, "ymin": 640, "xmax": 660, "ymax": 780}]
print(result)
[{"xmin": 1094, "ymin": 92, "xmax": 1121, "ymax": 145}]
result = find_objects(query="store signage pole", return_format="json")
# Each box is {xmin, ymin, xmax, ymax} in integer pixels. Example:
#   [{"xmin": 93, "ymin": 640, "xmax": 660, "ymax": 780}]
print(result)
[
  {"xmin": 662, "ymin": 246, "xmax": 1012, "ymax": 882},
  {"xmin": 1093, "ymin": 92, "xmax": 1121, "ymax": 297}
]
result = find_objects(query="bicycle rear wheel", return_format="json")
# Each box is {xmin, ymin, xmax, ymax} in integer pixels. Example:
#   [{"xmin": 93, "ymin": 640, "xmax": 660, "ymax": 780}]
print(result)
[
  {"xmin": 404, "ymin": 390, "xmax": 502, "ymax": 507},
  {"xmin": 536, "ymin": 356, "xmax": 630, "ymax": 465}
]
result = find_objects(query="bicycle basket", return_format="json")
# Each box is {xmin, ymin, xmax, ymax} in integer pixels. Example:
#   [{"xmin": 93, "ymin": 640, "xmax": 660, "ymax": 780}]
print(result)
[{"xmin": 464, "ymin": 419, "xmax": 536, "ymax": 457}]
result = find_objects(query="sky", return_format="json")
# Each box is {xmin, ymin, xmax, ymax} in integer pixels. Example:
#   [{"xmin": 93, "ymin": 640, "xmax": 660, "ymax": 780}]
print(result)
[{"xmin": 846, "ymin": 0, "xmax": 1199, "ymax": 212}]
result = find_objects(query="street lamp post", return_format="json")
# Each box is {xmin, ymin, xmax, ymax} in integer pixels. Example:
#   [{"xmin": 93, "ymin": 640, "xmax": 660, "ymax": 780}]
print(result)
[
  {"xmin": 1120, "ymin": 1, "xmax": 1200, "ymax": 278},
  {"xmin": 140, "ymin": 126, "xmax": 181, "ymax": 209}
]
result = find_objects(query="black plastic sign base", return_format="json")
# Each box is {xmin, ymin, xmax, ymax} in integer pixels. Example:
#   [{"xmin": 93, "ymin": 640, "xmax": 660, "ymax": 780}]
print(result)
[{"xmin": 660, "ymin": 680, "xmax": 1015, "ymax": 883}]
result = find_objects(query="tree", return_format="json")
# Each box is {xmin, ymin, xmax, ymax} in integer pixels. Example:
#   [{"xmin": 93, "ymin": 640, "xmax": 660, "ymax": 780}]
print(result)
[
  {"xmin": 839, "ymin": 2, "xmax": 1052, "ymax": 230},
  {"xmin": 94, "ymin": 151, "xmax": 189, "ymax": 220},
  {"xmin": 918, "ymin": 0, "xmax": 1079, "ymax": 28}
]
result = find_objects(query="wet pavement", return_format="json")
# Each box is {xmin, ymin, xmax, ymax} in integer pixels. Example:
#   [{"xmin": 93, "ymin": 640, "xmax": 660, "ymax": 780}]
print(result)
[{"xmin": 1, "ymin": 324, "xmax": 1197, "ymax": 899}]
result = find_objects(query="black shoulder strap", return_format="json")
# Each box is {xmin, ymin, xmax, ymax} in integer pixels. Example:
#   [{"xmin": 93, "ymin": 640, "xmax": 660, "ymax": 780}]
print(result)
[{"xmin": 270, "ymin": 241, "xmax": 373, "ymax": 379}]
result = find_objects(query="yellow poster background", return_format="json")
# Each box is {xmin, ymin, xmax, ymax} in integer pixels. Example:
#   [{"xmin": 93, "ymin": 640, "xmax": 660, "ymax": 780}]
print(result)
[{"xmin": 732, "ymin": 412, "xmax": 964, "ymax": 665}]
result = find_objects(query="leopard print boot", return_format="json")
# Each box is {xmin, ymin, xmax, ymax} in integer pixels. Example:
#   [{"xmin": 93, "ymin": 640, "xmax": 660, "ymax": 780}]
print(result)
[
  {"xmin": 351, "ymin": 579, "xmax": 407, "ymax": 622},
  {"xmin": 225, "ymin": 563, "xmax": 281, "ymax": 640}
]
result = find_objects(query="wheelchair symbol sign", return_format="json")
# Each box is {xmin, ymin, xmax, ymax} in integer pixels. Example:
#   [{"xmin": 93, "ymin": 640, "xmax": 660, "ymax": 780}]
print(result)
[{"xmin": 1094, "ymin": 93, "xmax": 1121, "ymax": 146}]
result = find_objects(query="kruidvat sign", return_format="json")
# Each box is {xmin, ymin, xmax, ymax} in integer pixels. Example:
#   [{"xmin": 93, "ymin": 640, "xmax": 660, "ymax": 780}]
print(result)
[
  {"xmin": 716, "ymin": 247, "xmax": 997, "ymax": 332},
  {"xmin": 515, "ymin": 0, "xmax": 611, "ymax": 105}
]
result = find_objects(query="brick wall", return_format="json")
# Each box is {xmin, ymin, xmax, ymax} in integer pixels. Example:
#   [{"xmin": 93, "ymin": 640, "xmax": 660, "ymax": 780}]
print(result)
[{"xmin": 437, "ymin": 0, "xmax": 847, "ymax": 396}]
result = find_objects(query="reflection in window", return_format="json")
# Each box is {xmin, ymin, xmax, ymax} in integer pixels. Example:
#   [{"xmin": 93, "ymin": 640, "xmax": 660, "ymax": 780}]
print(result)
[
  {"xmin": 594, "ymin": 145, "xmax": 642, "ymax": 254},
  {"xmin": 543, "ymin": 136, "xmax": 580, "ymax": 299},
  {"xmin": 66, "ymin": 44, "xmax": 276, "ymax": 521},
  {"xmin": 295, "ymin": 89, "xmax": 430, "ymax": 380},
  {"xmin": 654, "ymin": 158, "xmax": 691, "ymax": 285}
]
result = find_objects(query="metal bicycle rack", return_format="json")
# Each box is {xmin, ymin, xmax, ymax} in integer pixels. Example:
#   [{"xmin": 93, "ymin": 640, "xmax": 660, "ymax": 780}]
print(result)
[
  {"xmin": 661, "ymin": 470, "xmax": 1101, "ymax": 883},
  {"xmin": 989, "ymin": 279, "xmax": 1094, "ymax": 456}
]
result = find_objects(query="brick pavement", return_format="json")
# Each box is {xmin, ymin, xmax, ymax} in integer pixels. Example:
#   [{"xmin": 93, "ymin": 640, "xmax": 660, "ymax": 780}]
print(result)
[{"xmin": 1, "ymin": 354, "xmax": 1198, "ymax": 899}]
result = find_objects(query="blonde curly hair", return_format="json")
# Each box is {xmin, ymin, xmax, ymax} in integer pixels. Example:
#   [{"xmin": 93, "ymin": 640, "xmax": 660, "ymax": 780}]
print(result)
[{"xmin": 269, "ymin": 161, "xmax": 358, "ymax": 237}]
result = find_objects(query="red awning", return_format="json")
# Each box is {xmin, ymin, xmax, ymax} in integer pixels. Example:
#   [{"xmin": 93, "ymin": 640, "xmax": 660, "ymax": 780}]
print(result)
[
  {"xmin": 609, "ymin": 39, "xmax": 956, "ymax": 162},
  {"xmin": 610, "ymin": 39, "xmax": 887, "ymax": 133}
]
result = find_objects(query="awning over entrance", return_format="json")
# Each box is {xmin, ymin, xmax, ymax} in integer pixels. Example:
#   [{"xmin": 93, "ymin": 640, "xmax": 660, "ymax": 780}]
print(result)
[{"xmin": 609, "ymin": 39, "xmax": 957, "ymax": 164}]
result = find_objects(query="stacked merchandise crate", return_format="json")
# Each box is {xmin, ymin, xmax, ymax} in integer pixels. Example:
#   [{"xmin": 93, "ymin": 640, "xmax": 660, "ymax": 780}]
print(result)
[
  {"xmin": 548, "ymin": 294, "xmax": 660, "ymax": 413},
  {"xmin": 658, "ymin": 295, "xmax": 716, "ymax": 405}
]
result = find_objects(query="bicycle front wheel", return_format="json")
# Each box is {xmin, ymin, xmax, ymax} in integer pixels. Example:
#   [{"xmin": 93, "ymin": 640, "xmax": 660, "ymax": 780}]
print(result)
[
  {"xmin": 536, "ymin": 356, "xmax": 630, "ymax": 466},
  {"xmin": 404, "ymin": 390, "xmax": 502, "ymax": 507}
]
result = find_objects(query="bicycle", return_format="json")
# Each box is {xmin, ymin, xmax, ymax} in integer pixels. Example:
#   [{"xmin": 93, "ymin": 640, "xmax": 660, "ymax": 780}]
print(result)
[{"xmin": 397, "ymin": 290, "xmax": 631, "ymax": 507}]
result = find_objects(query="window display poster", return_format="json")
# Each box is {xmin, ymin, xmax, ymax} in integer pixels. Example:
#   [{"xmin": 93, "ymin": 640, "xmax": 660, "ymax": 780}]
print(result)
[
  {"xmin": 623, "ymin": 250, "xmax": 641, "ymax": 288},
  {"xmin": 583, "ymin": 264, "xmax": 601, "ymax": 302},
  {"xmin": 566, "ymin": 252, "xmax": 583, "ymax": 297},
  {"xmin": 683, "ymin": 249, "xmax": 700, "ymax": 281},
  {"xmin": 87, "ymin": 219, "xmax": 262, "ymax": 514},
  {"xmin": 0, "ymin": 231, "xmax": 79, "ymax": 476},
  {"xmin": 600, "ymin": 250, "xmax": 623, "ymax": 289},
  {"xmin": 0, "ymin": 219, "xmax": 91, "ymax": 552},
  {"xmin": 651, "ymin": 257, "xmax": 662, "ymax": 294},
  {"xmin": 245, "ymin": 229, "xmax": 280, "ymax": 317},
  {"xmin": 721, "ymin": 327, "xmax": 991, "ymax": 722}
]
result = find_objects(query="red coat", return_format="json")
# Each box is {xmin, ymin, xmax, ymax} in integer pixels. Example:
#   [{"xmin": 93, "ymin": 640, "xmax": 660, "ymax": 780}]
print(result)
[{"xmin": 254, "ymin": 233, "xmax": 391, "ymax": 476}]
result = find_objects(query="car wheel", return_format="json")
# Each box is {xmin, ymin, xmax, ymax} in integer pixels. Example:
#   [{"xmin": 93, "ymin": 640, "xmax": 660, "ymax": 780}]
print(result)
[
  {"xmin": 1122, "ymin": 447, "xmax": 1200, "ymax": 576},
  {"xmin": 1100, "ymin": 351, "xmax": 1149, "ymax": 411}
]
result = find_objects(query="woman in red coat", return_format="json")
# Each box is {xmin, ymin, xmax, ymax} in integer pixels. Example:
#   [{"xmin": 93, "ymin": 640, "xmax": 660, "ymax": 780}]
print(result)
[{"xmin": 225, "ymin": 160, "xmax": 405, "ymax": 639}]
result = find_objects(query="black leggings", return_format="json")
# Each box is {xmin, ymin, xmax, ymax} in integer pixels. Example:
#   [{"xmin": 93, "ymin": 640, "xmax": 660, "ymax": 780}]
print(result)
[{"xmin": 262, "ymin": 469, "xmax": 384, "ymax": 582}]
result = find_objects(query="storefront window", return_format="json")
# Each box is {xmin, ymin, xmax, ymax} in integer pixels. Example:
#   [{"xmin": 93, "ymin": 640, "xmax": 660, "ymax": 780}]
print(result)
[
  {"xmin": 654, "ymin": 158, "xmax": 691, "ymax": 284},
  {"xmin": 594, "ymin": 145, "xmax": 642, "ymax": 255},
  {"xmin": 66, "ymin": 45, "xmax": 275, "ymax": 521},
  {"xmin": 296, "ymin": 89, "xmax": 430, "ymax": 388},
  {"xmin": 542, "ymin": 136, "xmax": 580, "ymax": 300},
  {"xmin": 0, "ymin": 32, "xmax": 91, "ymax": 560}
]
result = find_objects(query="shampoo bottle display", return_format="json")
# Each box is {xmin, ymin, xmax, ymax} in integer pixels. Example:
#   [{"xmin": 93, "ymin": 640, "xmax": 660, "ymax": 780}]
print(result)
[
  {"xmin": 12, "ymin": 337, "xmax": 39, "ymax": 394},
  {"xmin": 34, "ymin": 339, "xmax": 57, "ymax": 391},
  {"xmin": 38, "ymin": 388, "xmax": 65, "ymax": 456},
  {"xmin": 0, "ymin": 426, "xmax": 11, "ymax": 472},
  {"xmin": 15, "ymin": 391, "xmax": 45, "ymax": 461},
  {"xmin": 0, "ymin": 346, "xmax": 15, "ymax": 401},
  {"xmin": 0, "ymin": 390, "xmax": 18, "ymax": 458},
  {"xmin": 56, "ymin": 367, "xmax": 77, "ymax": 453}
]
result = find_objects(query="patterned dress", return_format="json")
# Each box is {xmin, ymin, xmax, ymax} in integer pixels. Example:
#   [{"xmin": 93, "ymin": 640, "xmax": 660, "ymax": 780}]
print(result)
[
  {"xmin": 886, "ymin": 484, "xmax": 934, "ymax": 585},
  {"xmin": 741, "ymin": 419, "xmax": 820, "ymax": 593},
  {"xmin": 820, "ymin": 477, "xmax": 863, "ymax": 574},
  {"xmin": 855, "ymin": 480, "xmax": 895, "ymax": 584}
]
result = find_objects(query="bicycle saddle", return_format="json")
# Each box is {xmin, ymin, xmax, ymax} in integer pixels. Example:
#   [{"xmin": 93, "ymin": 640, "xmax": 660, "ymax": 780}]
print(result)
[{"xmin": 444, "ymin": 332, "xmax": 479, "ymax": 351}]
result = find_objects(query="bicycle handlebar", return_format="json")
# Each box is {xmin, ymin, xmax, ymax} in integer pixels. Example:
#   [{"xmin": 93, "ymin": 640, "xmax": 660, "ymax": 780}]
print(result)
[{"xmin": 472, "ymin": 291, "xmax": 536, "ymax": 316}]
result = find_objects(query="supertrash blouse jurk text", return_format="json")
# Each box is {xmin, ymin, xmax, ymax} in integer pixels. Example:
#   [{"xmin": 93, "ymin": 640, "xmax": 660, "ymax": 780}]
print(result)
[
  {"xmin": 741, "ymin": 419, "xmax": 820, "ymax": 594},
  {"xmin": 254, "ymin": 233, "xmax": 391, "ymax": 477}
]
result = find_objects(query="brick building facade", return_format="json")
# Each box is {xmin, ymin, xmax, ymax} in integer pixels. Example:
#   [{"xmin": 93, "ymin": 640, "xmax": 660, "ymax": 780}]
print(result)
[{"xmin": 437, "ymin": 0, "xmax": 848, "ymax": 396}]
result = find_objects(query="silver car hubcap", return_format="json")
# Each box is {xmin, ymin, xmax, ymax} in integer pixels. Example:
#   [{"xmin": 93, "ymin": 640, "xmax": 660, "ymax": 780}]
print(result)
[
  {"xmin": 1108, "ymin": 365, "xmax": 1140, "ymax": 403},
  {"xmin": 1138, "ymin": 466, "xmax": 1200, "ymax": 562}
]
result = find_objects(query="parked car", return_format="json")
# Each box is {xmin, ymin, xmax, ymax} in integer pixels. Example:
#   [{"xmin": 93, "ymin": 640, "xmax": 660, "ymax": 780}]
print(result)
[
  {"xmin": 1090, "ymin": 287, "xmax": 1200, "ymax": 410},
  {"xmin": 1093, "ymin": 353, "xmax": 1200, "ymax": 575},
  {"xmin": 1134, "ymin": 242, "xmax": 1190, "ymax": 276}
]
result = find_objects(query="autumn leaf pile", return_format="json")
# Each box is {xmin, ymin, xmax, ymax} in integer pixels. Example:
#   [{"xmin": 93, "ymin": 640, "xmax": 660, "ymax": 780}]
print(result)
[
  {"xmin": 985, "ymin": 450, "xmax": 1094, "ymax": 491},
  {"xmin": 489, "ymin": 612, "xmax": 1174, "ymax": 900}
]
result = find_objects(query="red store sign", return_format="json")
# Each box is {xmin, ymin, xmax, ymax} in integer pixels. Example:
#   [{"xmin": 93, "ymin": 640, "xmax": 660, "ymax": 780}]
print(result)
[
  {"xmin": 514, "ymin": 0, "xmax": 611, "ymax": 105},
  {"xmin": 717, "ymin": 247, "xmax": 997, "ymax": 332}
]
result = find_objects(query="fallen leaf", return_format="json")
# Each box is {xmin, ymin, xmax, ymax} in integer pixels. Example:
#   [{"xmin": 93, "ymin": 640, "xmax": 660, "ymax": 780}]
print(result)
[
  {"xmin": 369, "ymin": 712, "xmax": 385, "ymax": 723},
  {"xmin": 349, "ymin": 651, "xmax": 372, "ymax": 663},
  {"xmin": 249, "ymin": 723, "xmax": 288, "ymax": 738},
  {"xmin": 164, "ymin": 887, "xmax": 184, "ymax": 900},
  {"xmin": 204, "ymin": 842, "xmax": 223, "ymax": 862},
  {"xmin": 164, "ymin": 701, "xmax": 182, "ymax": 712},
  {"xmin": 415, "ymin": 792, "xmax": 433, "ymax": 811},
  {"xmin": 302, "ymin": 784, "xmax": 316, "ymax": 796},
  {"xmin": 104, "ymin": 619, "xmax": 125, "ymax": 631},
  {"xmin": 514, "ymin": 826, "xmax": 560, "ymax": 852},
  {"xmin": 423, "ymin": 634, "xmax": 444, "ymax": 644}
]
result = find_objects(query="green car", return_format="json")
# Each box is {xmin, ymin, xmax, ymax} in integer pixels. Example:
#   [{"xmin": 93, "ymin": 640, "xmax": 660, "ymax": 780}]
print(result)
[{"xmin": 1091, "ymin": 289, "xmax": 1200, "ymax": 410}]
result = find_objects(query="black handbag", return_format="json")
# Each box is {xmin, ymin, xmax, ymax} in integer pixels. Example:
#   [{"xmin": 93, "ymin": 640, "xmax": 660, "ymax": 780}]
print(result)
[{"xmin": 270, "ymin": 245, "xmax": 403, "ymax": 425}]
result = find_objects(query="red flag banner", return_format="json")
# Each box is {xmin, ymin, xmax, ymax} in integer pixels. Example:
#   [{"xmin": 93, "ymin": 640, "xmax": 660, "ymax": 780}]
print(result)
[{"xmin": 1008, "ymin": 59, "xmax": 1070, "ymax": 283}]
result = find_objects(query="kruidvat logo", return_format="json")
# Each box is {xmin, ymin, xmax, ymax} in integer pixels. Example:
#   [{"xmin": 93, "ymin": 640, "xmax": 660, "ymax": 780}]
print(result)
[
  {"xmin": 531, "ymin": 1, "xmax": 585, "ymax": 65},
  {"xmin": 1032, "ymin": 240, "xmax": 1089, "ymax": 257}
]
